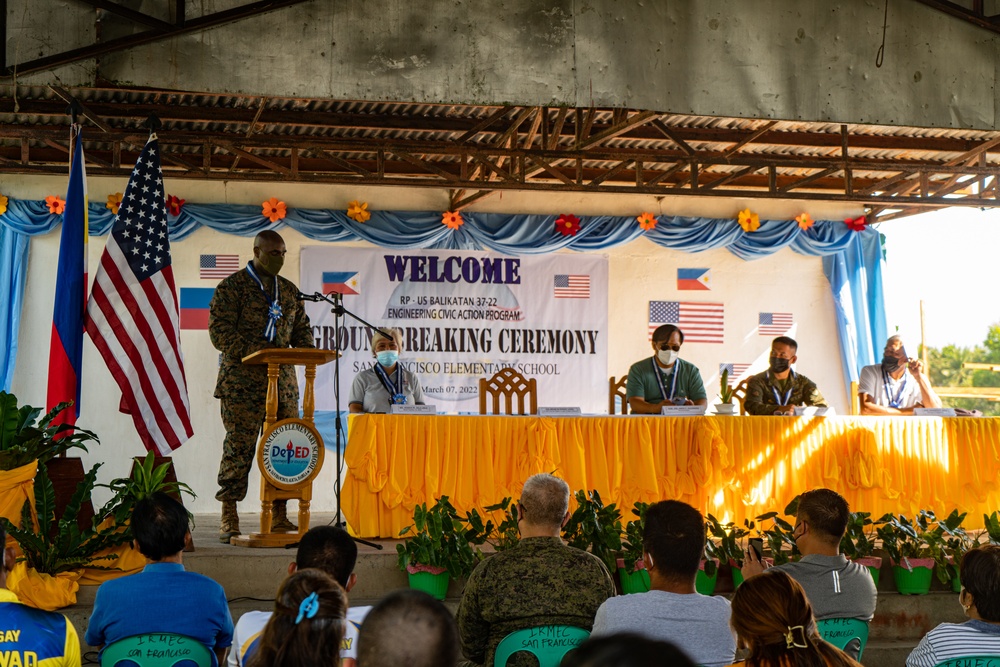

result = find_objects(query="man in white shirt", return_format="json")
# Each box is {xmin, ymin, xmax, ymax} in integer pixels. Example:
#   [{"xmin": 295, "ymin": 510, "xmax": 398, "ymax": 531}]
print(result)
[
  {"xmin": 229, "ymin": 526, "xmax": 369, "ymax": 667},
  {"xmin": 858, "ymin": 335, "xmax": 941, "ymax": 415}
]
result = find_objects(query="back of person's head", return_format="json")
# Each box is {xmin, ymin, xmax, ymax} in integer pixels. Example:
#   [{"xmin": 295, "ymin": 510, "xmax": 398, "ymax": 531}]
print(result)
[
  {"xmin": 357, "ymin": 589, "xmax": 458, "ymax": 667},
  {"xmin": 247, "ymin": 568, "xmax": 347, "ymax": 667},
  {"xmin": 961, "ymin": 544, "xmax": 1000, "ymax": 621},
  {"xmin": 560, "ymin": 633, "xmax": 697, "ymax": 667},
  {"xmin": 131, "ymin": 492, "xmax": 189, "ymax": 561},
  {"xmin": 642, "ymin": 500, "xmax": 705, "ymax": 580},
  {"xmin": 519, "ymin": 473, "xmax": 570, "ymax": 528},
  {"xmin": 296, "ymin": 526, "xmax": 358, "ymax": 588},
  {"xmin": 796, "ymin": 488, "xmax": 850, "ymax": 545},
  {"xmin": 730, "ymin": 570, "xmax": 858, "ymax": 667}
]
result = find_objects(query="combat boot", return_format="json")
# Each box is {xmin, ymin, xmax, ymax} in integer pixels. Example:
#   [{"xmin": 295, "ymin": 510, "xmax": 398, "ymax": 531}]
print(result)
[
  {"xmin": 271, "ymin": 500, "xmax": 298, "ymax": 533},
  {"xmin": 219, "ymin": 501, "xmax": 240, "ymax": 544}
]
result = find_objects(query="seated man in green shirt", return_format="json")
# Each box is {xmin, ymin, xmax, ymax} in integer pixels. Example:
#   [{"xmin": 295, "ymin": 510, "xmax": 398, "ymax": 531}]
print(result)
[
  {"xmin": 744, "ymin": 336, "xmax": 827, "ymax": 415},
  {"xmin": 626, "ymin": 324, "xmax": 707, "ymax": 414}
]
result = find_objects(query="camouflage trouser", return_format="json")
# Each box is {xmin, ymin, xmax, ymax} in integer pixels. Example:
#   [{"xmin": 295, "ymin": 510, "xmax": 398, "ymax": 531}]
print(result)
[{"xmin": 215, "ymin": 391, "xmax": 299, "ymax": 502}]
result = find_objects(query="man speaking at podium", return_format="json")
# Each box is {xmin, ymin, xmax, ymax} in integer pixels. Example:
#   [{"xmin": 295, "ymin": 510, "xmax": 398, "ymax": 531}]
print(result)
[{"xmin": 209, "ymin": 230, "xmax": 315, "ymax": 544}]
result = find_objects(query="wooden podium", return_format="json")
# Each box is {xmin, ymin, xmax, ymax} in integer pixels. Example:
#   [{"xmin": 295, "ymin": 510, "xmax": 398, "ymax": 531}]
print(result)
[{"xmin": 230, "ymin": 348, "xmax": 338, "ymax": 548}]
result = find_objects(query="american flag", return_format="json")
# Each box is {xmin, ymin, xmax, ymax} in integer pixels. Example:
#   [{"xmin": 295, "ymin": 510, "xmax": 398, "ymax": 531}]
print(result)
[
  {"xmin": 85, "ymin": 135, "xmax": 193, "ymax": 454},
  {"xmin": 719, "ymin": 363, "xmax": 752, "ymax": 386},
  {"xmin": 648, "ymin": 301, "xmax": 724, "ymax": 343},
  {"xmin": 200, "ymin": 254, "xmax": 239, "ymax": 279},
  {"xmin": 554, "ymin": 274, "xmax": 590, "ymax": 299},
  {"xmin": 759, "ymin": 312, "xmax": 794, "ymax": 335}
]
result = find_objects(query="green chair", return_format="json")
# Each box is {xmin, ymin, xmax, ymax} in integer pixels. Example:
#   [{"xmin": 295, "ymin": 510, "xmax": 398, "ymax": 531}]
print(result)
[
  {"xmin": 101, "ymin": 633, "xmax": 213, "ymax": 667},
  {"xmin": 933, "ymin": 658, "xmax": 1000, "ymax": 667},
  {"xmin": 816, "ymin": 618, "xmax": 870, "ymax": 661},
  {"xmin": 493, "ymin": 625, "xmax": 590, "ymax": 667}
]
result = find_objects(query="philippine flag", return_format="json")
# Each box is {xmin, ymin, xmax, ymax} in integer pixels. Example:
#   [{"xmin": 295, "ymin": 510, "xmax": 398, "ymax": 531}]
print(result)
[
  {"xmin": 322, "ymin": 271, "xmax": 360, "ymax": 295},
  {"xmin": 179, "ymin": 288, "xmax": 215, "ymax": 330},
  {"xmin": 677, "ymin": 268, "xmax": 711, "ymax": 291}
]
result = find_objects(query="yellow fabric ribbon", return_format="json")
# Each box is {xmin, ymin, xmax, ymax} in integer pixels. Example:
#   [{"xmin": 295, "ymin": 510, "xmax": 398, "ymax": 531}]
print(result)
[{"xmin": 7, "ymin": 562, "xmax": 80, "ymax": 611}]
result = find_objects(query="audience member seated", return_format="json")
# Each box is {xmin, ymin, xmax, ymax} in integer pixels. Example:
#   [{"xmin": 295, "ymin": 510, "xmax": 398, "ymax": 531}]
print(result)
[
  {"xmin": 906, "ymin": 545, "xmax": 1000, "ymax": 666},
  {"xmin": 626, "ymin": 324, "xmax": 707, "ymax": 413},
  {"xmin": 744, "ymin": 336, "xmax": 827, "ymax": 415},
  {"xmin": 742, "ymin": 488, "xmax": 875, "ymax": 660},
  {"xmin": 859, "ymin": 334, "xmax": 942, "ymax": 415},
  {"xmin": 85, "ymin": 492, "xmax": 234, "ymax": 666},
  {"xmin": 456, "ymin": 473, "xmax": 616, "ymax": 667},
  {"xmin": 728, "ymin": 570, "xmax": 861, "ymax": 667},
  {"xmin": 560, "ymin": 633, "xmax": 697, "ymax": 667},
  {"xmin": 591, "ymin": 500, "xmax": 735, "ymax": 667},
  {"xmin": 357, "ymin": 589, "xmax": 459, "ymax": 667},
  {"xmin": 230, "ymin": 526, "xmax": 369, "ymax": 667},
  {"xmin": 245, "ymin": 569, "xmax": 347, "ymax": 667},
  {"xmin": 0, "ymin": 524, "xmax": 80, "ymax": 667}
]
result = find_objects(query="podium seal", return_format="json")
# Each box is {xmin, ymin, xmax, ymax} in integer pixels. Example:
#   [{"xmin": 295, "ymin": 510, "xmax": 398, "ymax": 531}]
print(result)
[{"xmin": 258, "ymin": 419, "xmax": 324, "ymax": 489}]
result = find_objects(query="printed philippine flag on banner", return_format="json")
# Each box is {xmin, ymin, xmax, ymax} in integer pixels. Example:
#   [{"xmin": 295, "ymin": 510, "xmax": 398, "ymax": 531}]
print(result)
[
  {"xmin": 199, "ymin": 254, "xmax": 239, "ymax": 279},
  {"xmin": 720, "ymin": 363, "xmax": 752, "ymax": 386},
  {"xmin": 759, "ymin": 312, "xmax": 794, "ymax": 335},
  {"xmin": 553, "ymin": 274, "xmax": 590, "ymax": 299},
  {"xmin": 677, "ymin": 268, "xmax": 711, "ymax": 291},
  {"xmin": 179, "ymin": 288, "xmax": 215, "ymax": 330},
  {"xmin": 648, "ymin": 301, "xmax": 724, "ymax": 343},
  {"xmin": 322, "ymin": 271, "xmax": 360, "ymax": 295}
]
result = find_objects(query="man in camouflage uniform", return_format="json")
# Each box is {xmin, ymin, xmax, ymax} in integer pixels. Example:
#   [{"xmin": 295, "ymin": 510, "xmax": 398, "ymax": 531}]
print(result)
[
  {"xmin": 743, "ymin": 335, "xmax": 827, "ymax": 415},
  {"xmin": 456, "ymin": 473, "xmax": 615, "ymax": 667},
  {"xmin": 209, "ymin": 230, "xmax": 315, "ymax": 543}
]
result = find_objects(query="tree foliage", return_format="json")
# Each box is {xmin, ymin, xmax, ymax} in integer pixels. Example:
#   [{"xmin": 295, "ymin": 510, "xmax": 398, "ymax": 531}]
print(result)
[{"xmin": 925, "ymin": 323, "xmax": 1000, "ymax": 416}]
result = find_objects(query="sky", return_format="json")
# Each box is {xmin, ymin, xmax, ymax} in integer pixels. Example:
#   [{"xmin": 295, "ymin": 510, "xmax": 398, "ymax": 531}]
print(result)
[{"xmin": 878, "ymin": 207, "xmax": 1000, "ymax": 350}]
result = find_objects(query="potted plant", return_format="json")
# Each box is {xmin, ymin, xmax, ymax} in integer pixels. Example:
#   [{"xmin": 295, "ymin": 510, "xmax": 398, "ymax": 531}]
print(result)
[
  {"xmin": 840, "ymin": 510, "xmax": 883, "ymax": 585},
  {"xmin": 715, "ymin": 370, "xmax": 736, "ymax": 415},
  {"xmin": 479, "ymin": 497, "xmax": 519, "ymax": 552},
  {"xmin": 618, "ymin": 502, "xmax": 650, "ymax": 594},
  {"xmin": 931, "ymin": 510, "xmax": 977, "ymax": 593},
  {"xmin": 562, "ymin": 489, "xmax": 623, "ymax": 575},
  {"xmin": 707, "ymin": 515, "xmax": 754, "ymax": 589},
  {"xmin": 876, "ymin": 511, "xmax": 938, "ymax": 595},
  {"xmin": 757, "ymin": 509, "xmax": 800, "ymax": 566},
  {"xmin": 396, "ymin": 496, "xmax": 485, "ymax": 600},
  {"xmin": 985, "ymin": 511, "xmax": 1000, "ymax": 545}
]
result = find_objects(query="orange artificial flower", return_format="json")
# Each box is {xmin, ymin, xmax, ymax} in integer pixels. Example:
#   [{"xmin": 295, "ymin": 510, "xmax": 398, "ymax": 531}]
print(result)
[
  {"xmin": 637, "ymin": 212, "xmax": 657, "ymax": 231},
  {"xmin": 46, "ymin": 196, "xmax": 65, "ymax": 215},
  {"xmin": 347, "ymin": 200, "xmax": 371, "ymax": 223},
  {"xmin": 262, "ymin": 197, "xmax": 287, "ymax": 223},
  {"xmin": 555, "ymin": 214, "xmax": 581, "ymax": 236},
  {"xmin": 845, "ymin": 215, "xmax": 867, "ymax": 232},
  {"xmin": 441, "ymin": 211, "xmax": 464, "ymax": 229},
  {"xmin": 795, "ymin": 212, "xmax": 814, "ymax": 230},
  {"xmin": 166, "ymin": 195, "xmax": 185, "ymax": 216},
  {"xmin": 0, "ymin": 194, "xmax": 7, "ymax": 216},
  {"xmin": 106, "ymin": 192, "xmax": 123, "ymax": 215},
  {"xmin": 737, "ymin": 208, "xmax": 760, "ymax": 232}
]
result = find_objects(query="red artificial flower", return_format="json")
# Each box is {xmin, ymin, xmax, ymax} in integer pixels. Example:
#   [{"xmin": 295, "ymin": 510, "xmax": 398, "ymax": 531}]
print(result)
[
  {"xmin": 46, "ymin": 195, "xmax": 65, "ymax": 215},
  {"xmin": 166, "ymin": 195, "xmax": 186, "ymax": 216},
  {"xmin": 262, "ymin": 197, "xmax": 287, "ymax": 223},
  {"xmin": 845, "ymin": 215, "xmax": 867, "ymax": 232},
  {"xmin": 637, "ymin": 212, "xmax": 657, "ymax": 231},
  {"xmin": 441, "ymin": 211, "xmax": 464, "ymax": 229},
  {"xmin": 555, "ymin": 214, "xmax": 581, "ymax": 236}
]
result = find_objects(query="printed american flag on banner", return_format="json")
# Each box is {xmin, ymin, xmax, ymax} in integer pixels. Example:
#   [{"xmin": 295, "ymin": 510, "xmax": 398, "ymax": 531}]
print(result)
[
  {"xmin": 648, "ymin": 301, "xmax": 724, "ymax": 343},
  {"xmin": 85, "ymin": 134, "xmax": 194, "ymax": 455},
  {"xmin": 720, "ymin": 363, "xmax": 752, "ymax": 386},
  {"xmin": 759, "ymin": 312, "xmax": 794, "ymax": 335},
  {"xmin": 199, "ymin": 254, "xmax": 239, "ymax": 279},
  {"xmin": 553, "ymin": 274, "xmax": 591, "ymax": 299}
]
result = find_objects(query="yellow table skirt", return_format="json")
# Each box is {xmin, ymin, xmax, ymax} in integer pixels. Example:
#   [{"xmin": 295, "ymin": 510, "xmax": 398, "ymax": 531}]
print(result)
[{"xmin": 342, "ymin": 415, "xmax": 1000, "ymax": 538}]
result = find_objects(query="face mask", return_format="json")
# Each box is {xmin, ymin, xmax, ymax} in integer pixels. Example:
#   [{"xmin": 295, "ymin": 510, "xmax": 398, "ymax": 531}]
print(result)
[
  {"xmin": 882, "ymin": 354, "xmax": 902, "ymax": 373},
  {"xmin": 769, "ymin": 356, "xmax": 791, "ymax": 374},
  {"xmin": 657, "ymin": 349, "xmax": 679, "ymax": 366},
  {"xmin": 376, "ymin": 350, "xmax": 399, "ymax": 367},
  {"xmin": 257, "ymin": 255, "xmax": 284, "ymax": 276}
]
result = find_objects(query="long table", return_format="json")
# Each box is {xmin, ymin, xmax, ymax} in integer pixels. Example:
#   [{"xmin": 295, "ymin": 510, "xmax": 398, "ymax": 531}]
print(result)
[{"xmin": 342, "ymin": 414, "xmax": 1000, "ymax": 538}]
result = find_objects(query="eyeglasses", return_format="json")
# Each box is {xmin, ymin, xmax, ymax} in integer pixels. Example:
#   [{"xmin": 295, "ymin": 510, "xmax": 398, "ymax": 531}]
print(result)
[{"xmin": 655, "ymin": 343, "xmax": 681, "ymax": 352}]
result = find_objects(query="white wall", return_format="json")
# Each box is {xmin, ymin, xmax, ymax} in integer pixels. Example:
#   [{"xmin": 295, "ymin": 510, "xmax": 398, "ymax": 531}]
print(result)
[{"xmin": 7, "ymin": 175, "xmax": 860, "ymax": 514}]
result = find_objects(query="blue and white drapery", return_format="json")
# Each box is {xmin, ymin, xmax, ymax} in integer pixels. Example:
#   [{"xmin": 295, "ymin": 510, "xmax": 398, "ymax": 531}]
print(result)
[{"xmin": 0, "ymin": 199, "xmax": 886, "ymax": 394}]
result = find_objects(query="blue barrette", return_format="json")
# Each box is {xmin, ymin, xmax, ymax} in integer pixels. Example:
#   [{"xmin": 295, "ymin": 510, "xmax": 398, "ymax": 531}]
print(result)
[{"xmin": 295, "ymin": 592, "xmax": 319, "ymax": 624}]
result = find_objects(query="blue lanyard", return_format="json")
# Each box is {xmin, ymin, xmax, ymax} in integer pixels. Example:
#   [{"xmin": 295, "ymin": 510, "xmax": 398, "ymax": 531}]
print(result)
[
  {"xmin": 373, "ymin": 363, "xmax": 406, "ymax": 404},
  {"xmin": 767, "ymin": 370, "xmax": 796, "ymax": 406},
  {"xmin": 652, "ymin": 357, "xmax": 679, "ymax": 401},
  {"xmin": 245, "ymin": 262, "xmax": 282, "ymax": 342},
  {"xmin": 882, "ymin": 369, "xmax": 907, "ymax": 408}
]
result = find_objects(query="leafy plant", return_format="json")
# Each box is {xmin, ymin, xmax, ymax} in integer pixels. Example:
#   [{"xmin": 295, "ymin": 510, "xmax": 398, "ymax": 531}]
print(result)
[
  {"xmin": 2, "ymin": 462, "xmax": 128, "ymax": 575},
  {"xmin": 840, "ymin": 511, "xmax": 878, "ymax": 560},
  {"xmin": 396, "ymin": 496, "xmax": 485, "ymax": 579},
  {"xmin": 876, "ymin": 510, "xmax": 944, "ymax": 572},
  {"xmin": 985, "ymin": 511, "xmax": 1000, "ymax": 545},
  {"xmin": 562, "ymin": 489, "xmax": 623, "ymax": 573},
  {"xmin": 718, "ymin": 369, "xmax": 735, "ymax": 404},
  {"xmin": 479, "ymin": 497, "xmax": 519, "ymax": 552},
  {"xmin": 757, "ymin": 509, "xmax": 799, "ymax": 565},
  {"xmin": 930, "ymin": 509, "xmax": 977, "ymax": 584},
  {"xmin": 620, "ymin": 502, "xmax": 649, "ymax": 573},
  {"xmin": 0, "ymin": 392, "xmax": 98, "ymax": 471},
  {"xmin": 706, "ymin": 514, "xmax": 752, "ymax": 567},
  {"xmin": 97, "ymin": 452, "xmax": 196, "ymax": 529}
]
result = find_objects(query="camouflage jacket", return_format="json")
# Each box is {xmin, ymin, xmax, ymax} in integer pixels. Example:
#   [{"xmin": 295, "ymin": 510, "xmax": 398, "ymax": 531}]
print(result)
[
  {"xmin": 456, "ymin": 537, "xmax": 616, "ymax": 667},
  {"xmin": 743, "ymin": 370, "xmax": 827, "ymax": 415},
  {"xmin": 208, "ymin": 267, "xmax": 315, "ymax": 400}
]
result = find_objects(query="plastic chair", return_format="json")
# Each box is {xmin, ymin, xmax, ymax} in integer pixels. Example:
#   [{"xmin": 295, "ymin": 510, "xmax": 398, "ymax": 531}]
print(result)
[
  {"xmin": 608, "ymin": 376, "xmax": 628, "ymax": 414},
  {"xmin": 816, "ymin": 618, "xmax": 870, "ymax": 661},
  {"xmin": 101, "ymin": 633, "xmax": 213, "ymax": 667},
  {"xmin": 493, "ymin": 625, "xmax": 590, "ymax": 667},
  {"xmin": 933, "ymin": 658, "xmax": 1000, "ymax": 667},
  {"xmin": 479, "ymin": 368, "xmax": 537, "ymax": 415}
]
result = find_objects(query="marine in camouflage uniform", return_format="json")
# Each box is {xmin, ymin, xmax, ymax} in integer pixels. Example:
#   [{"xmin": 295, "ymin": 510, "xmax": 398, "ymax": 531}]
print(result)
[
  {"xmin": 743, "ymin": 370, "xmax": 827, "ymax": 415},
  {"xmin": 208, "ymin": 231, "xmax": 314, "ymax": 542}
]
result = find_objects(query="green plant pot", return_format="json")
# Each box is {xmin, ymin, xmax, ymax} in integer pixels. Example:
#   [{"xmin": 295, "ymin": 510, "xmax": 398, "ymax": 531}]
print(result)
[
  {"xmin": 618, "ymin": 567, "xmax": 651, "ymax": 594},
  {"xmin": 696, "ymin": 568, "xmax": 718, "ymax": 595},
  {"xmin": 949, "ymin": 564, "xmax": 961, "ymax": 593},
  {"xmin": 854, "ymin": 557, "xmax": 882, "ymax": 587},
  {"xmin": 731, "ymin": 567, "xmax": 744, "ymax": 589},
  {"xmin": 892, "ymin": 559, "xmax": 934, "ymax": 595},
  {"xmin": 408, "ymin": 571, "xmax": 450, "ymax": 600}
]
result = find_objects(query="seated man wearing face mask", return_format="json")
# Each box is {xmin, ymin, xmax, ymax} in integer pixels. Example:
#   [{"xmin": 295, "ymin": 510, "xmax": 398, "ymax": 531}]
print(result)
[
  {"xmin": 626, "ymin": 324, "xmax": 707, "ymax": 414},
  {"xmin": 858, "ymin": 335, "xmax": 941, "ymax": 415},
  {"xmin": 744, "ymin": 336, "xmax": 827, "ymax": 416},
  {"xmin": 349, "ymin": 327, "xmax": 426, "ymax": 413}
]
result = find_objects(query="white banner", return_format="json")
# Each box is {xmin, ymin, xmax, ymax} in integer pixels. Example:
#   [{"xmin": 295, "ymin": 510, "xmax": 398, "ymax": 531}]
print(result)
[{"xmin": 300, "ymin": 247, "xmax": 609, "ymax": 413}]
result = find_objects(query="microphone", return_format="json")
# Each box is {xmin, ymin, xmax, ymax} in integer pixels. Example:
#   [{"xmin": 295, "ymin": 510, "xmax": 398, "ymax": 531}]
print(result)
[{"xmin": 297, "ymin": 292, "xmax": 324, "ymax": 302}]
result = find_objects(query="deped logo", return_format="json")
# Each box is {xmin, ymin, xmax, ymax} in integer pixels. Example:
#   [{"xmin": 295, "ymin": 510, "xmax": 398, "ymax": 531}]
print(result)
[{"xmin": 261, "ymin": 422, "xmax": 321, "ymax": 487}]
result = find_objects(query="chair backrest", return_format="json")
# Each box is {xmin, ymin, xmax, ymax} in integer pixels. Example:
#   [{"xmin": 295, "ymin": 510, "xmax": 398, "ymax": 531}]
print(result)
[
  {"xmin": 933, "ymin": 657, "xmax": 1000, "ymax": 667},
  {"xmin": 479, "ymin": 368, "xmax": 537, "ymax": 415},
  {"xmin": 849, "ymin": 380, "xmax": 860, "ymax": 415},
  {"xmin": 609, "ymin": 376, "xmax": 628, "ymax": 414},
  {"xmin": 493, "ymin": 625, "xmax": 590, "ymax": 667},
  {"xmin": 101, "ymin": 633, "xmax": 213, "ymax": 667},
  {"xmin": 816, "ymin": 618, "xmax": 870, "ymax": 661},
  {"xmin": 732, "ymin": 378, "xmax": 750, "ymax": 415}
]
